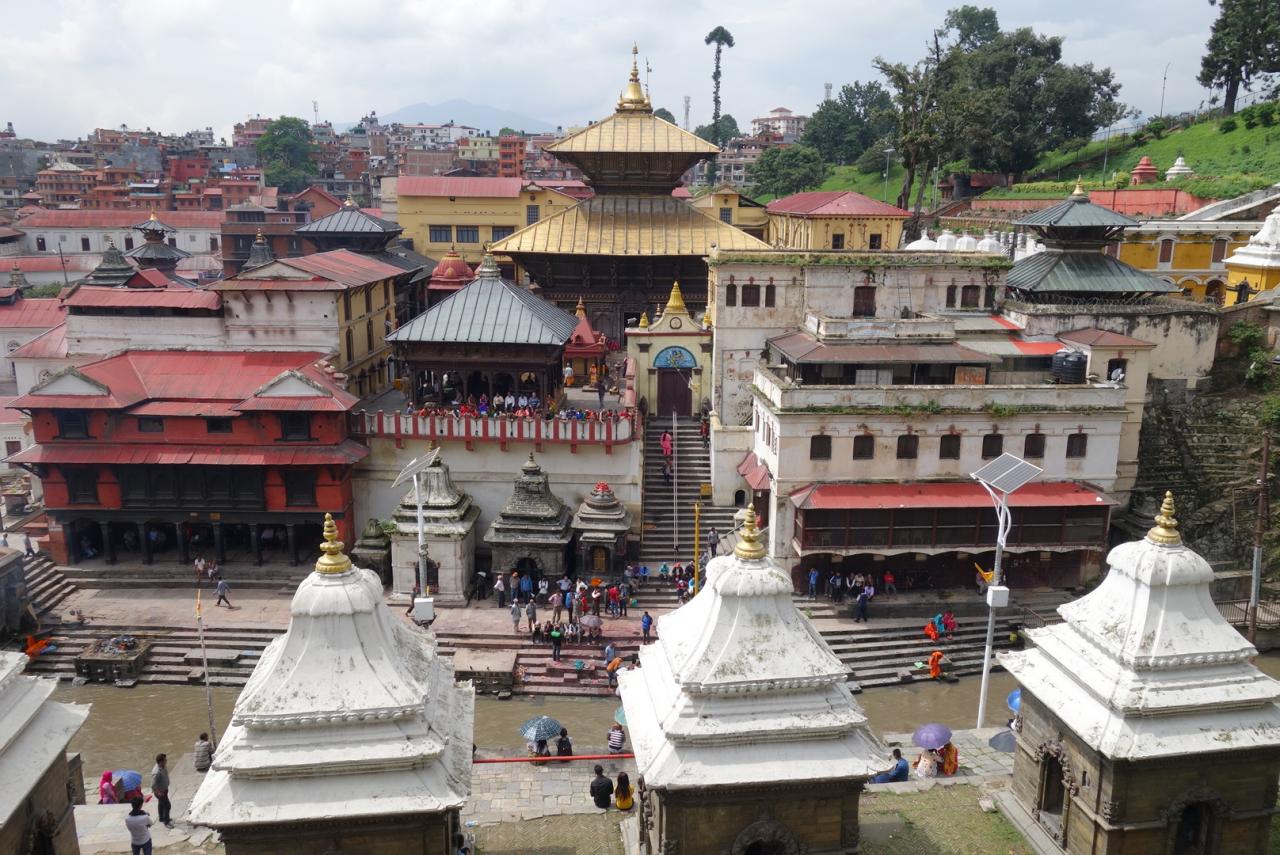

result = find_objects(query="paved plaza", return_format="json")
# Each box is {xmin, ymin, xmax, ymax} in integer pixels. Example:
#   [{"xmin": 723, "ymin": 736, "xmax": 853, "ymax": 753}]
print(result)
[{"xmin": 464, "ymin": 752, "xmax": 639, "ymax": 824}]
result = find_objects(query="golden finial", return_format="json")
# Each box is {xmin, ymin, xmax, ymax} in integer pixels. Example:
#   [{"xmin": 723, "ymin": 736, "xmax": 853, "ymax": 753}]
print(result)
[
  {"xmin": 1071, "ymin": 177, "xmax": 1086, "ymax": 198},
  {"xmin": 1146, "ymin": 491, "xmax": 1182, "ymax": 546},
  {"xmin": 638, "ymin": 311, "xmax": 649, "ymax": 329},
  {"xmin": 575, "ymin": 296, "xmax": 586, "ymax": 319},
  {"xmin": 254, "ymin": 227, "xmax": 265, "ymax": 243},
  {"xmin": 664, "ymin": 280, "xmax": 688, "ymax": 316},
  {"xmin": 734, "ymin": 506, "xmax": 767, "ymax": 560},
  {"xmin": 148, "ymin": 208, "xmax": 158, "ymax": 221},
  {"xmin": 617, "ymin": 43, "xmax": 652, "ymax": 112},
  {"xmin": 344, "ymin": 193, "xmax": 357, "ymax": 208},
  {"xmin": 314, "ymin": 513, "xmax": 353, "ymax": 574}
]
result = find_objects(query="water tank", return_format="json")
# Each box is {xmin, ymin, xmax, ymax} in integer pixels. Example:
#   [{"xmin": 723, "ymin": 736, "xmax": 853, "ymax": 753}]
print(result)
[{"xmin": 1052, "ymin": 350, "xmax": 1087, "ymax": 384}]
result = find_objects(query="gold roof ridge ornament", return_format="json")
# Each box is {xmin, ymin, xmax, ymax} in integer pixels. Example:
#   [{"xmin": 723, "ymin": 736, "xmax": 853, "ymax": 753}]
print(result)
[
  {"xmin": 315, "ymin": 513, "xmax": 353, "ymax": 574},
  {"xmin": 616, "ymin": 43, "xmax": 653, "ymax": 113},
  {"xmin": 638, "ymin": 310, "xmax": 649, "ymax": 328},
  {"xmin": 664, "ymin": 279, "xmax": 687, "ymax": 316},
  {"xmin": 734, "ymin": 506, "xmax": 767, "ymax": 560},
  {"xmin": 475, "ymin": 249, "xmax": 500, "ymax": 278},
  {"xmin": 344, "ymin": 194, "xmax": 358, "ymax": 208},
  {"xmin": 1146, "ymin": 490, "xmax": 1181, "ymax": 546},
  {"xmin": 575, "ymin": 296, "xmax": 587, "ymax": 318},
  {"xmin": 254, "ymin": 227, "xmax": 266, "ymax": 243},
  {"xmin": 1071, "ymin": 177, "xmax": 1087, "ymax": 199}
]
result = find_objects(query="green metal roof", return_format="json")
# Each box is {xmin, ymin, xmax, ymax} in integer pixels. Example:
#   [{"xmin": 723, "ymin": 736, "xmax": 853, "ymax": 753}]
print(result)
[
  {"xmin": 1014, "ymin": 195, "xmax": 1138, "ymax": 229},
  {"xmin": 388, "ymin": 263, "xmax": 578, "ymax": 346},
  {"xmin": 1008, "ymin": 250, "xmax": 1177, "ymax": 294}
]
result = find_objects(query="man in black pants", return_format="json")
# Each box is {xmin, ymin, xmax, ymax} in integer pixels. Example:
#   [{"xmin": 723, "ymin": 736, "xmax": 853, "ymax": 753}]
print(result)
[{"xmin": 590, "ymin": 764, "xmax": 614, "ymax": 810}]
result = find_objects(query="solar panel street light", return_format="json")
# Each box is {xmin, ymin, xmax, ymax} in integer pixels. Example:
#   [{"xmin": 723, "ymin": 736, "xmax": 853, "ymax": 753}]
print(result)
[{"xmin": 971, "ymin": 453, "xmax": 1042, "ymax": 728}]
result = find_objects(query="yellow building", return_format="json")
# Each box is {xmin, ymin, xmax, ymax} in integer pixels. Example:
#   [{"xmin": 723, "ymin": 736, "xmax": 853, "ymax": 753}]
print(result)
[
  {"xmin": 388, "ymin": 176, "xmax": 578, "ymax": 263},
  {"xmin": 765, "ymin": 190, "xmax": 908, "ymax": 250},
  {"xmin": 683, "ymin": 184, "xmax": 768, "ymax": 239},
  {"xmin": 1224, "ymin": 210, "xmax": 1280, "ymax": 303},
  {"xmin": 1115, "ymin": 221, "xmax": 1258, "ymax": 305}
]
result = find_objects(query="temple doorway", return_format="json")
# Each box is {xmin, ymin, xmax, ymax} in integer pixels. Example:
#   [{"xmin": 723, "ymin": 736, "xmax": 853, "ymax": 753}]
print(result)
[
  {"xmin": 1173, "ymin": 803, "xmax": 1211, "ymax": 855},
  {"xmin": 1039, "ymin": 754, "xmax": 1066, "ymax": 837},
  {"xmin": 656, "ymin": 369, "xmax": 691, "ymax": 417}
]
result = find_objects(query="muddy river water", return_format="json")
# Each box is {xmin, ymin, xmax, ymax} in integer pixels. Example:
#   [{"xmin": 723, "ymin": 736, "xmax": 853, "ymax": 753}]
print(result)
[{"xmin": 53, "ymin": 653, "xmax": 1280, "ymax": 789}]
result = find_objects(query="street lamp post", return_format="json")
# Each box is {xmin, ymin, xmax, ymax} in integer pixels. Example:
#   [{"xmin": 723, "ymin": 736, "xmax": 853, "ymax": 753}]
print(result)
[
  {"xmin": 392, "ymin": 444, "xmax": 442, "ymax": 596},
  {"xmin": 970, "ymin": 453, "xmax": 1042, "ymax": 729},
  {"xmin": 1159, "ymin": 62, "xmax": 1171, "ymax": 119},
  {"xmin": 882, "ymin": 147, "xmax": 896, "ymax": 204}
]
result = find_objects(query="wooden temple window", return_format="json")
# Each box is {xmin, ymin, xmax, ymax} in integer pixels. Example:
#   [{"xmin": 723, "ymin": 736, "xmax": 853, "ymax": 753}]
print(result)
[
  {"xmin": 764, "ymin": 283, "xmax": 776, "ymax": 307},
  {"xmin": 946, "ymin": 284, "xmax": 957, "ymax": 307},
  {"xmin": 852, "ymin": 435, "xmax": 875, "ymax": 460},
  {"xmin": 283, "ymin": 471, "xmax": 317, "ymax": 507},
  {"xmin": 869, "ymin": 233, "xmax": 882, "ymax": 249},
  {"xmin": 961, "ymin": 284, "xmax": 981, "ymax": 308},
  {"xmin": 725, "ymin": 283, "xmax": 737, "ymax": 306},
  {"xmin": 1024, "ymin": 432, "xmax": 1046, "ymax": 459},
  {"xmin": 981, "ymin": 432, "xmax": 1003, "ymax": 459},
  {"xmin": 853, "ymin": 286, "xmax": 876, "ymax": 317},
  {"xmin": 56, "ymin": 411, "xmax": 90, "ymax": 439},
  {"xmin": 896, "ymin": 434, "xmax": 918, "ymax": 459},
  {"xmin": 279, "ymin": 413, "xmax": 312, "ymax": 442},
  {"xmin": 64, "ymin": 467, "xmax": 99, "ymax": 504},
  {"xmin": 809, "ymin": 435, "xmax": 831, "ymax": 460},
  {"xmin": 1066, "ymin": 432, "xmax": 1088, "ymax": 458},
  {"xmin": 939, "ymin": 434, "xmax": 961, "ymax": 460},
  {"xmin": 741, "ymin": 283, "xmax": 760, "ymax": 307}
]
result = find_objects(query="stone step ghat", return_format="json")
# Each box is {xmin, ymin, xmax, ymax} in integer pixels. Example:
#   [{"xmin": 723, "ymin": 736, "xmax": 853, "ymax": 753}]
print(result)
[{"xmin": 24, "ymin": 555, "xmax": 77, "ymax": 616}]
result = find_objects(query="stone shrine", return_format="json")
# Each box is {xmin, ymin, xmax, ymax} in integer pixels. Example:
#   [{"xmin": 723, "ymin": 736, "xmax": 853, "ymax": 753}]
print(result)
[
  {"xmin": 188, "ymin": 515, "xmax": 474, "ymax": 855},
  {"xmin": 390, "ymin": 444, "xmax": 480, "ymax": 602},
  {"xmin": 619, "ymin": 508, "xmax": 883, "ymax": 854},
  {"xmin": 351, "ymin": 518, "xmax": 392, "ymax": 585},
  {"xmin": 571, "ymin": 480, "xmax": 632, "ymax": 578},
  {"xmin": 484, "ymin": 453, "xmax": 573, "ymax": 582},
  {"xmin": 1000, "ymin": 493, "xmax": 1280, "ymax": 854},
  {"xmin": 0, "ymin": 650, "xmax": 89, "ymax": 855}
]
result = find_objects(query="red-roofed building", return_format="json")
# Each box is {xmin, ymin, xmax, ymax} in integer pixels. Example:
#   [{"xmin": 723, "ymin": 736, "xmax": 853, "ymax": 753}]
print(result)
[
  {"xmin": 215, "ymin": 249, "xmax": 402, "ymax": 398},
  {"xmin": 15, "ymin": 209, "xmax": 225, "ymax": 257},
  {"xmin": 766, "ymin": 190, "xmax": 909, "ymax": 251},
  {"xmin": 8, "ymin": 349, "xmax": 365, "ymax": 565},
  {"xmin": 0, "ymin": 395, "xmax": 34, "ymax": 476},
  {"xmin": 0, "ymin": 291, "xmax": 67, "ymax": 379}
]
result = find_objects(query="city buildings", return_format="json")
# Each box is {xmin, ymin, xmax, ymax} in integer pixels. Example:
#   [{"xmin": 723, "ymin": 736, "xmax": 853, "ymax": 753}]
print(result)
[
  {"xmin": 8, "ymin": 350, "xmax": 365, "ymax": 565},
  {"xmin": 766, "ymin": 190, "xmax": 909, "ymax": 251},
  {"xmin": 684, "ymin": 185, "xmax": 768, "ymax": 238},
  {"xmin": 750, "ymin": 106, "xmax": 808, "ymax": 141},
  {"xmin": 14, "ymin": 209, "xmax": 224, "ymax": 257}
]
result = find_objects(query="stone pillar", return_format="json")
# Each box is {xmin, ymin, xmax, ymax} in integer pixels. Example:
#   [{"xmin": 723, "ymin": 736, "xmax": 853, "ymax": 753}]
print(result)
[
  {"xmin": 287, "ymin": 524, "xmax": 299, "ymax": 566},
  {"xmin": 176, "ymin": 523, "xmax": 189, "ymax": 565},
  {"xmin": 100, "ymin": 522, "xmax": 115, "ymax": 564},
  {"xmin": 250, "ymin": 523, "xmax": 262, "ymax": 566},
  {"xmin": 139, "ymin": 522, "xmax": 152, "ymax": 565},
  {"xmin": 213, "ymin": 523, "xmax": 226, "ymax": 564}
]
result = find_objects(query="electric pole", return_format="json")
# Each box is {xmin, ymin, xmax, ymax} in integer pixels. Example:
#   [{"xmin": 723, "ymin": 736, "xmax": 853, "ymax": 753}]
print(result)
[{"xmin": 1250, "ymin": 432, "xmax": 1270, "ymax": 643}]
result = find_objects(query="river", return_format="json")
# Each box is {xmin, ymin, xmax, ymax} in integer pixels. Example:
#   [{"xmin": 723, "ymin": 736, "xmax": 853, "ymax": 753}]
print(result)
[{"xmin": 54, "ymin": 653, "xmax": 1280, "ymax": 788}]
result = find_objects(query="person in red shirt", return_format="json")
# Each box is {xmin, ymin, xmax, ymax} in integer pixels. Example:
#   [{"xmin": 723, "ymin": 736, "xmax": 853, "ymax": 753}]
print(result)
[{"xmin": 607, "ymin": 585, "xmax": 620, "ymax": 617}]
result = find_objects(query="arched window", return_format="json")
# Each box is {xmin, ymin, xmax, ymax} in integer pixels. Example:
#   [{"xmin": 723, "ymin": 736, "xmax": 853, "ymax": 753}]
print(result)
[
  {"xmin": 946, "ymin": 284, "xmax": 957, "ymax": 307},
  {"xmin": 961, "ymin": 284, "xmax": 981, "ymax": 308},
  {"xmin": 764, "ymin": 283, "xmax": 776, "ymax": 307},
  {"xmin": 1159, "ymin": 238, "xmax": 1175, "ymax": 264},
  {"xmin": 852, "ymin": 435, "xmax": 874, "ymax": 460},
  {"xmin": 896, "ymin": 434, "xmax": 918, "ymax": 459},
  {"xmin": 939, "ymin": 434, "xmax": 961, "ymax": 459},
  {"xmin": 1024, "ymin": 433, "xmax": 1046, "ymax": 459},
  {"xmin": 725, "ymin": 283, "xmax": 737, "ymax": 306},
  {"xmin": 982, "ymin": 432, "xmax": 1003, "ymax": 459},
  {"xmin": 1066, "ymin": 432, "xmax": 1088, "ymax": 458}
]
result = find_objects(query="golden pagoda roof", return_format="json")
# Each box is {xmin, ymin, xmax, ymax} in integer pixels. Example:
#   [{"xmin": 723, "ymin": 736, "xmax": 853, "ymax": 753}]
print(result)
[
  {"xmin": 489, "ymin": 194, "xmax": 770, "ymax": 257},
  {"xmin": 547, "ymin": 112, "xmax": 717, "ymax": 156}
]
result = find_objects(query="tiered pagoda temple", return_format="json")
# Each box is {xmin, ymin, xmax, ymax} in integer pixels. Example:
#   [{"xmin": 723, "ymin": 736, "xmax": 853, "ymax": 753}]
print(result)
[
  {"xmin": 483, "ymin": 453, "xmax": 572, "ymax": 583},
  {"xmin": 489, "ymin": 46, "xmax": 770, "ymax": 340}
]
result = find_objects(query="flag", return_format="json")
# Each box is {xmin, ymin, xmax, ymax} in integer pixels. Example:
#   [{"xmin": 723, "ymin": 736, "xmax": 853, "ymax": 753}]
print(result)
[{"xmin": 195, "ymin": 589, "xmax": 202, "ymax": 619}]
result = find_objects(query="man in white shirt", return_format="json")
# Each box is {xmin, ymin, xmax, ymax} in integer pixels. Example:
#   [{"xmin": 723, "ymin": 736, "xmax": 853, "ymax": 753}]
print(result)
[{"xmin": 125, "ymin": 796, "xmax": 153, "ymax": 855}]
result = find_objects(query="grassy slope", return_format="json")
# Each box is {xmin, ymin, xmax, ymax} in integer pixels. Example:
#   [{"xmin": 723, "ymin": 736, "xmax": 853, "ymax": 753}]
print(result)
[
  {"xmin": 1028, "ymin": 119, "xmax": 1280, "ymax": 185},
  {"xmin": 753, "ymin": 163, "xmax": 909, "ymax": 204}
]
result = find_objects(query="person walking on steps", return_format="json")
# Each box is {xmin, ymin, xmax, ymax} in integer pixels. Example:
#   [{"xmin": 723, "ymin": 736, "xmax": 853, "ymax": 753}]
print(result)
[
  {"xmin": 641, "ymin": 610, "xmax": 653, "ymax": 643},
  {"xmin": 854, "ymin": 588, "xmax": 869, "ymax": 623},
  {"xmin": 660, "ymin": 429, "xmax": 673, "ymax": 460},
  {"xmin": 510, "ymin": 599, "xmax": 522, "ymax": 635},
  {"xmin": 23, "ymin": 532, "xmax": 35, "ymax": 557},
  {"xmin": 707, "ymin": 526, "xmax": 719, "ymax": 558},
  {"xmin": 214, "ymin": 575, "xmax": 232, "ymax": 608},
  {"xmin": 525, "ymin": 598, "xmax": 538, "ymax": 633}
]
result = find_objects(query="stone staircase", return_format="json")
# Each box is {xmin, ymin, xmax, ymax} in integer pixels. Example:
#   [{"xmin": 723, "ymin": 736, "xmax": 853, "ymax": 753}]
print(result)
[
  {"xmin": 640, "ymin": 418, "xmax": 738, "ymax": 563},
  {"xmin": 824, "ymin": 614, "xmax": 1022, "ymax": 690},
  {"xmin": 56, "ymin": 562, "xmax": 308, "ymax": 595},
  {"xmin": 24, "ymin": 554, "xmax": 77, "ymax": 618},
  {"xmin": 21, "ymin": 623, "xmax": 285, "ymax": 687},
  {"xmin": 434, "ymin": 629, "xmax": 641, "ymax": 697}
]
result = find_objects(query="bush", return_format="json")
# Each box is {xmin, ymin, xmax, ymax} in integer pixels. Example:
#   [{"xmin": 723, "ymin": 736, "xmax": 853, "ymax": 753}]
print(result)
[
  {"xmin": 1145, "ymin": 118, "xmax": 1167, "ymax": 139},
  {"xmin": 1246, "ymin": 347, "xmax": 1275, "ymax": 388},
  {"xmin": 1258, "ymin": 103, "xmax": 1276, "ymax": 126},
  {"xmin": 1240, "ymin": 105, "xmax": 1261, "ymax": 129},
  {"xmin": 1261, "ymin": 395, "xmax": 1280, "ymax": 431},
  {"xmin": 854, "ymin": 141, "xmax": 889, "ymax": 174},
  {"xmin": 1173, "ymin": 173, "xmax": 1274, "ymax": 199},
  {"xmin": 1230, "ymin": 320, "xmax": 1266, "ymax": 350},
  {"xmin": 1220, "ymin": 117, "xmax": 1239, "ymax": 133}
]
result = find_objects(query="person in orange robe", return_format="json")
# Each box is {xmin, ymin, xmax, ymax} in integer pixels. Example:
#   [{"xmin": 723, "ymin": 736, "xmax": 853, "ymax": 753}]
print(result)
[{"xmin": 928, "ymin": 649, "xmax": 945, "ymax": 680}]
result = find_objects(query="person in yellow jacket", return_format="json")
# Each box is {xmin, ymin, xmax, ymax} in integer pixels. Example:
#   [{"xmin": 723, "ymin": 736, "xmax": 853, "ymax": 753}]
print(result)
[{"xmin": 614, "ymin": 772, "xmax": 634, "ymax": 811}]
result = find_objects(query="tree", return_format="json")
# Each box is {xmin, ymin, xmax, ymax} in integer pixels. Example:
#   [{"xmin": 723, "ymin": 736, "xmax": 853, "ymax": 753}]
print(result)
[
  {"xmin": 498, "ymin": 126, "xmax": 518, "ymax": 136},
  {"xmin": 256, "ymin": 116, "xmax": 316, "ymax": 193},
  {"xmin": 704, "ymin": 26, "xmax": 735, "ymax": 184},
  {"xmin": 874, "ymin": 54, "xmax": 945, "ymax": 231},
  {"xmin": 802, "ymin": 81, "xmax": 895, "ymax": 164},
  {"xmin": 748, "ymin": 145, "xmax": 829, "ymax": 197},
  {"xmin": 694, "ymin": 114, "xmax": 740, "ymax": 143},
  {"xmin": 654, "ymin": 107, "xmax": 677, "ymax": 124},
  {"xmin": 1199, "ymin": 0, "xmax": 1280, "ymax": 115}
]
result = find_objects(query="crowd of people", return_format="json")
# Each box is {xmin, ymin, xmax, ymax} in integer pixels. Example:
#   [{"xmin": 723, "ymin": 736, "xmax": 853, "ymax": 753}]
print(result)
[
  {"xmin": 868, "ymin": 742, "xmax": 961, "ymax": 783},
  {"xmin": 402, "ymin": 393, "xmax": 633, "ymax": 424}
]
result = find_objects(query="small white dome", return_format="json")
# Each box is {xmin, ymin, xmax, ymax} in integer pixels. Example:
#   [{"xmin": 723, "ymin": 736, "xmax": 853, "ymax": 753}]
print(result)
[
  {"xmin": 935, "ymin": 229, "xmax": 957, "ymax": 250},
  {"xmin": 905, "ymin": 234, "xmax": 937, "ymax": 250},
  {"xmin": 976, "ymin": 232, "xmax": 1002, "ymax": 253},
  {"xmin": 955, "ymin": 234, "xmax": 979, "ymax": 251}
]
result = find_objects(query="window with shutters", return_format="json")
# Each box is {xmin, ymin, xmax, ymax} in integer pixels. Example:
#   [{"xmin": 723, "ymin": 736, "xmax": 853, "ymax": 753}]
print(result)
[
  {"xmin": 1159, "ymin": 239, "xmax": 1174, "ymax": 264},
  {"xmin": 1066, "ymin": 432, "xmax": 1088, "ymax": 458},
  {"xmin": 764, "ymin": 283, "xmax": 776, "ymax": 307},
  {"xmin": 1212, "ymin": 238, "xmax": 1228, "ymax": 264},
  {"xmin": 853, "ymin": 286, "xmax": 876, "ymax": 317},
  {"xmin": 1023, "ymin": 433, "xmax": 1046, "ymax": 459},
  {"xmin": 852, "ymin": 435, "xmax": 874, "ymax": 459},
  {"xmin": 981, "ymin": 433, "xmax": 1003, "ymax": 459},
  {"xmin": 809, "ymin": 435, "xmax": 831, "ymax": 460},
  {"xmin": 939, "ymin": 434, "xmax": 961, "ymax": 459},
  {"xmin": 725, "ymin": 283, "xmax": 737, "ymax": 306},
  {"xmin": 741, "ymin": 282, "xmax": 760, "ymax": 306},
  {"xmin": 897, "ymin": 434, "xmax": 918, "ymax": 459}
]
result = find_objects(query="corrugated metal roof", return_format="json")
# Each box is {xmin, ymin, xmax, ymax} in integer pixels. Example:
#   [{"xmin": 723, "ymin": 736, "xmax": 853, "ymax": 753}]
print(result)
[
  {"xmin": 737, "ymin": 452, "xmax": 772, "ymax": 491},
  {"xmin": 220, "ymin": 249, "xmax": 404, "ymax": 290},
  {"xmin": 0, "ymin": 298, "xmax": 66, "ymax": 329},
  {"xmin": 15, "ymin": 210, "xmax": 225, "ymax": 229},
  {"xmin": 790, "ymin": 481, "xmax": 1117, "ymax": 511},
  {"xmin": 390, "ymin": 273, "xmax": 578, "ymax": 346},
  {"xmin": 767, "ymin": 190, "xmax": 909, "ymax": 217},
  {"xmin": 296, "ymin": 207, "xmax": 403, "ymax": 235},
  {"xmin": 768, "ymin": 331, "xmax": 999, "ymax": 364},
  {"xmin": 489, "ymin": 194, "xmax": 770, "ymax": 256},
  {"xmin": 1058, "ymin": 328, "xmax": 1156, "ymax": 348},
  {"xmin": 1013, "ymin": 196, "xmax": 1138, "ymax": 228},
  {"xmin": 396, "ymin": 176, "xmax": 525, "ymax": 198},
  {"xmin": 63, "ymin": 286, "xmax": 221, "ymax": 310},
  {"xmin": 547, "ymin": 113, "xmax": 717, "ymax": 155},
  {"xmin": 1008, "ymin": 250, "xmax": 1177, "ymax": 294},
  {"xmin": 10, "ymin": 323, "xmax": 66, "ymax": 359},
  {"xmin": 7, "ymin": 439, "xmax": 368, "ymax": 467},
  {"xmin": 127, "ymin": 401, "xmax": 241, "ymax": 417}
]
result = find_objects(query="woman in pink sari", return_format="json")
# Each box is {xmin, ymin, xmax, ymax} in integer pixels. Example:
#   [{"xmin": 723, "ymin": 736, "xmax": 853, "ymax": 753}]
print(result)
[{"xmin": 98, "ymin": 771, "xmax": 117, "ymax": 804}]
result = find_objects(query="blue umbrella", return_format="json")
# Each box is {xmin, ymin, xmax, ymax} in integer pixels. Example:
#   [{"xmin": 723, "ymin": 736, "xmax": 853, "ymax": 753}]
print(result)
[
  {"xmin": 614, "ymin": 706, "xmax": 627, "ymax": 726},
  {"xmin": 113, "ymin": 770, "xmax": 142, "ymax": 792},
  {"xmin": 1007, "ymin": 689, "xmax": 1022, "ymax": 713},
  {"xmin": 912, "ymin": 723, "xmax": 953, "ymax": 751},
  {"xmin": 519, "ymin": 715, "xmax": 562, "ymax": 743}
]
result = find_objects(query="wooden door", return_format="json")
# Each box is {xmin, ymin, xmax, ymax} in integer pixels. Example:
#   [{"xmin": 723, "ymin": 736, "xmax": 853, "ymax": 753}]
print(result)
[{"xmin": 656, "ymin": 369, "xmax": 692, "ymax": 417}]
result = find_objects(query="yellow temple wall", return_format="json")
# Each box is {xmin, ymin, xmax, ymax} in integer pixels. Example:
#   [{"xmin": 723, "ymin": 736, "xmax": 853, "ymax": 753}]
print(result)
[
  {"xmin": 767, "ymin": 213, "xmax": 905, "ymax": 251},
  {"xmin": 397, "ymin": 187, "xmax": 575, "ymax": 263}
]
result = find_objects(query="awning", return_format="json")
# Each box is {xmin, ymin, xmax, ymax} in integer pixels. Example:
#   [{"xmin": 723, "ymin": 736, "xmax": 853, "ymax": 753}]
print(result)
[
  {"xmin": 737, "ymin": 452, "xmax": 773, "ymax": 492},
  {"xmin": 790, "ymin": 481, "xmax": 1117, "ymax": 511},
  {"xmin": 768, "ymin": 332, "xmax": 999, "ymax": 365},
  {"xmin": 7, "ymin": 439, "xmax": 369, "ymax": 467}
]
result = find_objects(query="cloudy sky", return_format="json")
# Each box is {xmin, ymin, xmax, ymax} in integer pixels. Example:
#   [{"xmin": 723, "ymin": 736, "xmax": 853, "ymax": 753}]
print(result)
[{"xmin": 2, "ymin": 0, "xmax": 1221, "ymax": 142}]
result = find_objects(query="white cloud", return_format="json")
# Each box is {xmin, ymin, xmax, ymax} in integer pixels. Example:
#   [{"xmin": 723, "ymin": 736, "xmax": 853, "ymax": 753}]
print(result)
[{"xmin": 0, "ymin": 0, "xmax": 1221, "ymax": 142}]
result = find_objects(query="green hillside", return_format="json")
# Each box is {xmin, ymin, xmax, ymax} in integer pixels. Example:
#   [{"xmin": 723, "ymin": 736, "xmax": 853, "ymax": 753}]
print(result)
[{"xmin": 753, "ymin": 164, "xmax": 909, "ymax": 205}]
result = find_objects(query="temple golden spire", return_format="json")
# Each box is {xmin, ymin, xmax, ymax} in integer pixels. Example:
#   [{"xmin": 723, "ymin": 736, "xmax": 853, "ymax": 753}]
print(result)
[
  {"xmin": 575, "ymin": 296, "xmax": 587, "ymax": 319},
  {"xmin": 735, "ymin": 506, "xmax": 767, "ymax": 560},
  {"xmin": 664, "ymin": 280, "xmax": 687, "ymax": 316},
  {"xmin": 254, "ymin": 227, "xmax": 266, "ymax": 243},
  {"xmin": 148, "ymin": 208, "xmax": 158, "ymax": 222},
  {"xmin": 1071, "ymin": 176, "xmax": 1086, "ymax": 198},
  {"xmin": 1146, "ymin": 491, "xmax": 1182, "ymax": 546},
  {"xmin": 638, "ymin": 311, "xmax": 650, "ymax": 329},
  {"xmin": 344, "ymin": 193, "xmax": 358, "ymax": 208},
  {"xmin": 616, "ymin": 43, "xmax": 653, "ymax": 112},
  {"xmin": 314, "ymin": 513, "xmax": 353, "ymax": 574}
]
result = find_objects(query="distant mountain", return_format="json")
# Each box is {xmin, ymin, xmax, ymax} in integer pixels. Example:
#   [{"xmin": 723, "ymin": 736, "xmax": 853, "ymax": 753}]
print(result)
[{"xmin": 343, "ymin": 99, "xmax": 555, "ymax": 134}]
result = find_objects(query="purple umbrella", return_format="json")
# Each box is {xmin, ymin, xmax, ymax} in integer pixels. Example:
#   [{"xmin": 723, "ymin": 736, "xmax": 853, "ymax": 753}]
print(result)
[{"xmin": 912, "ymin": 723, "xmax": 953, "ymax": 751}]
